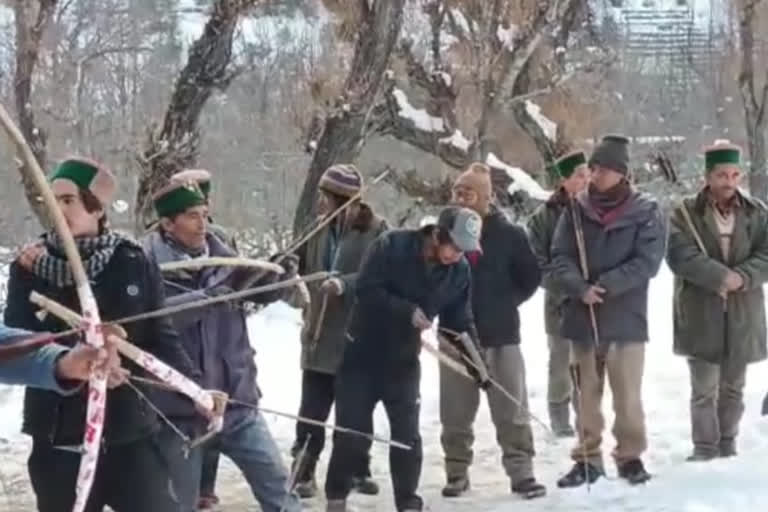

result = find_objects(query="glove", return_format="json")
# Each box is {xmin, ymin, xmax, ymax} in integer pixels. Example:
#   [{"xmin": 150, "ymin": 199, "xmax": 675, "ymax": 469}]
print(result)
[
  {"xmin": 411, "ymin": 307, "xmax": 432, "ymax": 330},
  {"xmin": 269, "ymin": 252, "xmax": 299, "ymax": 278},
  {"xmin": 320, "ymin": 277, "xmax": 344, "ymax": 296}
]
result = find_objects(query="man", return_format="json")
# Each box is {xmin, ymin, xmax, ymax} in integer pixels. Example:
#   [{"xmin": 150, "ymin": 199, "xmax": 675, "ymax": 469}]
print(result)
[
  {"xmin": 169, "ymin": 168, "xmax": 234, "ymax": 509},
  {"xmin": 440, "ymin": 162, "xmax": 545, "ymax": 499},
  {"xmin": 324, "ymin": 206, "xmax": 484, "ymax": 512},
  {"xmin": 528, "ymin": 152, "xmax": 590, "ymax": 436},
  {"xmin": 143, "ymin": 180, "xmax": 301, "ymax": 512},
  {"xmin": 170, "ymin": 168, "xmax": 237, "ymax": 251},
  {"xmin": 0, "ymin": 323, "xmax": 126, "ymax": 391},
  {"xmin": 551, "ymin": 135, "xmax": 665, "ymax": 487},
  {"xmin": 666, "ymin": 141, "xmax": 768, "ymax": 461},
  {"xmin": 291, "ymin": 164, "xmax": 387, "ymax": 498}
]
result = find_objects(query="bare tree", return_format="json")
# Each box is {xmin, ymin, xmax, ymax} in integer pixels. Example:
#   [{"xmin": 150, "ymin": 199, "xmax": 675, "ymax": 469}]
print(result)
[
  {"xmin": 737, "ymin": 0, "xmax": 768, "ymax": 198},
  {"xmin": 292, "ymin": 0, "xmax": 406, "ymax": 234},
  {"xmin": 12, "ymin": 0, "xmax": 59, "ymax": 227},
  {"xmin": 134, "ymin": 0, "xmax": 258, "ymax": 231}
]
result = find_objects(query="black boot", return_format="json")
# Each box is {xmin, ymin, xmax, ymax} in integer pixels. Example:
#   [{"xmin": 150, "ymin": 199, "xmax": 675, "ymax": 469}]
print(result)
[
  {"xmin": 617, "ymin": 459, "xmax": 651, "ymax": 485},
  {"xmin": 292, "ymin": 456, "xmax": 318, "ymax": 499},
  {"xmin": 556, "ymin": 462, "xmax": 603, "ymax": 488},
  {"xmin": 511, "ymin": 478, "xmax": 547, "ymax": 499},
  {"xmin": 719, "ymin": 438, "xmax": 737, "ymax": 458},
  {"xmin": 351, "ymin": 475, "xmax": 379, "ymax": 495},
  {"xmin": 441, "ymin": 475, "xmax": 470, "ymax": 497}
]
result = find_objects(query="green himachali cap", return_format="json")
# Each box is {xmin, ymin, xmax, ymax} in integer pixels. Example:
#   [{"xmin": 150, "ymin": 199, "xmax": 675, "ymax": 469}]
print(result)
[
  {"xmin": 153, "ymin": 180, "xmax": 207, "ymax": 218},
  {"xmin": 171, "ymin": 169, "xmax": 212, "ymax": 199},
  {"xmin": 705, "ymin": 141, "xmax": 741, "ymax": 173},
  {"xmin": 554, "ymin": 151, "xmax": 587, "ymax": 179},
  {"xmin": 50, "ymin": 157, "xmax": 117, "ymax": 206}
]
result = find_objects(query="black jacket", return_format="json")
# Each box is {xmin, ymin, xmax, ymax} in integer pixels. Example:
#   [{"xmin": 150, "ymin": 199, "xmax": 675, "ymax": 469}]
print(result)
[
  {"xmin": 344, "ymin": 227, "xmax": 478, "ymax": 369},
  {"xmin": 3, "ymin": 239, "xmax": 196, "ymax": 446},
  {"xmin": 551, "ymin": 190, "xmax": 665, "ymax": 345},
  {"xmin": 470, "ymin": 208, "xmax": 541, "ymax": 346}
]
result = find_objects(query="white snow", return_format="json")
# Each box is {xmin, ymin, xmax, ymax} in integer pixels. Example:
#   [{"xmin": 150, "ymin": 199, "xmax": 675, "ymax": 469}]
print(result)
[
  {"xmin": 392, "ymin": 88, "xmax": 445, "ymax": 132},
  {"xmin": 525, "ymin": 101, "xmax": 558, "ymax": 142},
  {"xmin": 111, "ymin": 199, "xmax": 129, "ymax": 214},
  {"xmin": 486, "ymin": 152, "xmax": 552, "ymax": 201},
  {"xmin": 496, "ymin": 23, "xmax": 518, "ymax": 52},
  {"xmin": 4, "ymin": 265, "xmax": 768, "ymax": 510},
  {"xmin": 439, "ymin": 129, "xmax": 472, "ymax": 152},
  {"xmin": 450, "ymin": 8, "xmax": 471, "ymax": 35},
  {"xmin": 437, "ymin": 71, "xmax": 453, "ymax": 88}
]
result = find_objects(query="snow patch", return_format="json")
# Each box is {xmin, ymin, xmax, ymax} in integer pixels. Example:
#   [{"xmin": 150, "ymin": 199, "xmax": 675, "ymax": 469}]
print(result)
[
  {"xmin": 420, "ymin": 215, "xmax": 437, "ymax": 227},
  {"xmin": 450, "ymin": 8, "xmax": 471, "ymax": 35},
  {"xmin": 392, "ymin": 89, "xmax": 445, "ymax": 132},
  {"xmin": 486, "ymin": 153, "xmax": 551, "ymax": 201},
  {"xmin": 525, "ymin": 101, "xmax": 557, "ymax": 142},
  {"xmin": 111, "ymin": 199, "xmax": 129, "ymax": 214},
  {"xmin": 439, "ymin": 130, "xmax": 471, "ymax": 152},
  {"xmin": 436, "ymin": 71, "xmax": 452, "ymax": 88},
  {"xmin": 496, "ymin": 23, "xmax": 518, "ymax": 51}
]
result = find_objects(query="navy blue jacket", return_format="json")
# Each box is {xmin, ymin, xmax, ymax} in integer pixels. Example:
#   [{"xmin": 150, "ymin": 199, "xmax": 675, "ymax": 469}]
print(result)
[{"xmin": 344, "ymin": 227, "xmax": 478, "ymax": 369}]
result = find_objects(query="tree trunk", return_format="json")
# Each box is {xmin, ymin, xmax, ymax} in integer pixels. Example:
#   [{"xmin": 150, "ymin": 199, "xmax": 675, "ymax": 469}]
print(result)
[
  {"xmin": 12, "ymin": 0, "xmax": 58, "ymax": 228},
  {"xmin": 292, "ymin": 0, "xmax": 406, "ymax": 235},
  {"xmin": 134, "ymin": 0, "xmax": 256, "ymax": 232},
  {"xmin": 738, "ymin": 0, "xmax": 768, "ymax": 199}
]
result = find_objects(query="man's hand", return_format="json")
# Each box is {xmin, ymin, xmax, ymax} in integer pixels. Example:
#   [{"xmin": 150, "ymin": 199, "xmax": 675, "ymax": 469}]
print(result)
[
  {"xmin": 320, "ymin": 278, "xmax": 344, "ymax": 296},
  {"xmin": 269, "ymin": 252, "xmax": 300, "ymax": 278},
  {"xmin": 18, "ymin": 242, "xmax": 45, "ymax": 271},
  {"xmin": 411, "ymin": 307, "xmax": 432, "ymax": 331},
  {"xmin": 581, "ymin": 285, "xmax": 606, "ymax": 305},
  {"xmin": 195, "ymin": 390, "xmax": 228, "ymax": 422},
  {"xmin": 55, "ymin": 334, "xmax": 128, "ymax": 389},
  {"xmin": 723, "ymin": 270, "xmax": 744, "ymax": 292}
]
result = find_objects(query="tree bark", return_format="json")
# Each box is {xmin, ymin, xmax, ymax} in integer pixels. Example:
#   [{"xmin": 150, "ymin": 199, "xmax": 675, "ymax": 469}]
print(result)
[
  {"xmin": 292, "ymin": 0, "xmax": 406, "ymax": 235},
  {"xmin": 134, "ymin": 0, "xmax": 257, "ymax": 232},
  {"xmin": 12, "ymin": 0, "xmax": 59, "ymax": 228},
  {"xmin": 738, "ymin": 0, "xmax": 768, "ymax": 199}
]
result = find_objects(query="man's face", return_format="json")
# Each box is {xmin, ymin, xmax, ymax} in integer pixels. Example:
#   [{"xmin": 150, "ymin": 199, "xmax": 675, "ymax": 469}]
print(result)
[
  {"xmin": 590, "ymin": 164, "xmax": 624, "ymax": 192},
  {"xmin": 562, "ymin": 165, "xmax": 590, "ymax": 196},
  {"xmin": 436, "ymin": 242, "xmax": 464, "ymax": 265},
  {"xmin": 52, "ymin": 179, "xmax": 102, "ymax": 237},
  {"xmin": 451, "ymin": 184, "xmax": 480, "ymax": 211},
  {"xmin": 707, "ymin": 164, "xmax": 742, "ymax": 202},
  {"xmin": 162, "ymin": 205, "xmax": 209, "ymax": 249}
]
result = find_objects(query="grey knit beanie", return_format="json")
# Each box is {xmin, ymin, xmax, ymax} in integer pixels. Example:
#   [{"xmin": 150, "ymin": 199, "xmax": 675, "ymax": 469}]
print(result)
[{"xmin": 588, "ymin": 134, "xmax": 631, "ymax": 175}]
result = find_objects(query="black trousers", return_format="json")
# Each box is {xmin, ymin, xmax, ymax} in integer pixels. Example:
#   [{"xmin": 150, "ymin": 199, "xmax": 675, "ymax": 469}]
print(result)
[
  {"xmin": 325, "ymin": 362, "xmax": 423, "ymax": 512},
  {"xmin": 292, "ymin": 369, "xmax": 372, "ymax": 479},
  {"xmin": 28, "ymin": 434, "xmax": 178, "ymax": 512}
]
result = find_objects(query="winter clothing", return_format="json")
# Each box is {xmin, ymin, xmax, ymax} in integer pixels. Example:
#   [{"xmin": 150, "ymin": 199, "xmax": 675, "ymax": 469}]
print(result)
[
  {"xmin": 666, "ymin": 188, "xmax": 768, "ymax": 458},
  {"xmin": 570, "ymin": 342, "xmax": 646, "ymax": 469},
  {"xmin": 28, "ymin": 432, "xmax": 177, "ymax": 512},
  {"xmin": 666, "ymin": 189, "xmax": 768, "ymax": 365},
  {"xmin": 297, "ymin": 203, "xmax": 388, "ymax": 374},
  {"xmin": 153, "ymin": 180, "xmax": 207, "ymax": 218},
  {"xmin": 551, "ymin": 187, "xmax": 666, "ymax": 345},
  {"xmin": 171, "ymin": 168, "xmax": 212, "ymax": 198},
  {"xmin": 555, "ymin": 151, "xmax": 587, "ymax": 179},
  {"xmin": 547, "ymin": 334, "xmax": 575, "ymax": 435},
  {"xmin": 4, "ymin": 234, "xmax": 195, "ymax": 447},
  {"xmin": 32, "ymin": 231, "xmax": 123, "ymax": 288},
  {"xmin": 319, "ymin": 164, "xmax": 364, "ymax": 198},
  {"xmin": 588, "ymin": 134, "xmax": 631, "ymax": 175},
  {"xmin": 454, "ymin": 162, "xmax": 493, "ymax": 205},
  {"xmin": 159, "ymin": 412, "xmax": 301, "ymax": 512},
  {"xmin": 51, "ymin": 157, "xmax": 116, "ymax": 206},
  {"xmin": 327, "ymin": 223, "xmax": 479, "ymax": 512},
  {"xmin": 705, "ymin": 141, "xmax": 741, "ymax": 172},
  {"xmin": 0, "ymin": 324, "xmax": 76, "ymax": 393},
  {"xmin": 440, "ymin": 344, "xmax": 534, "ymax": 484},
  {"xmin": 4, "ymin": 232, "xmax": 193, "ymax": 511},
  {"xmin": 468, "ymin": 207, "xmax": 540, "ymax": 346},
  {"xmin": 437, "ymin": 206, "xmax": 483, "ymax": 253}
]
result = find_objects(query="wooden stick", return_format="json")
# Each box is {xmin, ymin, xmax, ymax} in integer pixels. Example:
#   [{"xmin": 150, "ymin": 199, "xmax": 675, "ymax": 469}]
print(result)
[
  {"xmin": 570, "ymin": 199, "xmax": 600, "ymax": 346},
  {"xmin": 159, "ymin": 257, "xmax": 284, "ymax": 274},
  {"xmin": 312, "ymin": 294, "xmax": 329, "ymax": 343}
]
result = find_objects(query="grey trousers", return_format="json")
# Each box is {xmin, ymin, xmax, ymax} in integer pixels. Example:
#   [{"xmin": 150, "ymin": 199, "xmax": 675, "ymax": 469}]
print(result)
[
  {"xmin": 688, "ymin": 358, "xmax": 747, "ymax": 457},
  {"xmin": 439, "ymin": 344, "xmax": 534, "ymax": 484},
  {"xmin": 547, "ymin": 334, "xmax": 574, "ymax": 405}
]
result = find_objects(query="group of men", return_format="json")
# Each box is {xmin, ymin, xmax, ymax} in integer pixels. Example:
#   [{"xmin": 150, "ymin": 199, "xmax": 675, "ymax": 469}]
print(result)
[{"xmin": 0, "ymin": 132, "xmax": 767, "ymax": 512}]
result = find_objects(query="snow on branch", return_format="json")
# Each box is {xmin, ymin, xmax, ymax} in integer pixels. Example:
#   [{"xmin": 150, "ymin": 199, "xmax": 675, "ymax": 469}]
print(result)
[
  {"xmin": 439, "ymin": 129, "xmax": 471, "ymax": 152},
  {"xmin": 524, "ymin": 101, "xmax": 557, "ymax": 142},
  {"xmin": 497, "ymin": 23, "xmax": 518, "ymax": 52},
  {"xmin": 392, "ymin": 88, "xmax": 444, "ymax": 132},
  {"xmin": 486, "ymin": 153, "xmax": 551, "ymax": 201}
]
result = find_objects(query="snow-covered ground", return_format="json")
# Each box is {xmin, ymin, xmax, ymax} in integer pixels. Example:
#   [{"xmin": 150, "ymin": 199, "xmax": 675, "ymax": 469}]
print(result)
[{"xmin": 1, "ymin": 265, "xmax": 768, "ymax": 511}]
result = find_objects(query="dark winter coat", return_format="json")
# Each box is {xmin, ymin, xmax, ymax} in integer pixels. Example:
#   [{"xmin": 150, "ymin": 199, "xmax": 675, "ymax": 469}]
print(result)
[
  {"xmin": 3, "ymin": 239, "xmax": 196, "ymax": 446},
  {"xmin": 471, "ymin": 207, "xmax": 540, "ymax": 346},
  {"xmin": 551, "ymin": 189, "xmax": 665, "ymax": 345},
  {"xmin": 527, "ymin": 191, "xmax": 568, "ymax": 336},
  {"xmin": 296, "ymin": 204, "xmax": 388, "ymax": 374},
  {"xmin": 666, "ymin": 189, "xmax": 768, "ymax": 365},
  {"xmin": 344, "ymin": 227, "xmax": 478, "ymax": 369},
  {"xmin": 143, "ymin": 231, "xmax": 279, "ymax": 432}
]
